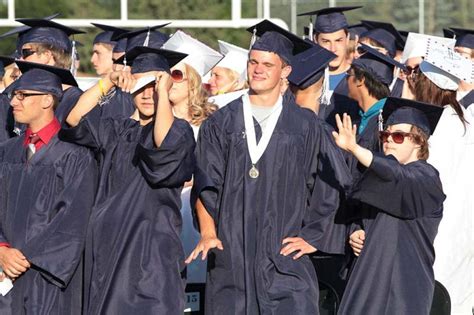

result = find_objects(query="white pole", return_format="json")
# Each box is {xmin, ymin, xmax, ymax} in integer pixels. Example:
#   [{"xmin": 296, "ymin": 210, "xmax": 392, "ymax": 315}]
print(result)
[
  {"xmin": 291, "ymin": 0, "xmax": 297, "ymax": 34},
  {"xmin": 257, "ymin": 0, "xmax": 262, "ymax": 18},
  {"xmin": 419, "ymin": 0, "xmax": 425, "ymax": 34},
  {"xmin": 121, "ymin": 0, "xmax": 128, "ymax": 21},
  {"xmin": 232, "ymin": 0, "xmax": 242, "ymax": 22},
  {"xmin": 7, "ymin": 0, "xmax": 14, "ymax": 21},
  {"xmin": 263, "ymin": 0, "xmax": 270, "ymax": 19},
  {"xmin": 329, "ymin": 0, "xmax": 336, "ymax": 7}
]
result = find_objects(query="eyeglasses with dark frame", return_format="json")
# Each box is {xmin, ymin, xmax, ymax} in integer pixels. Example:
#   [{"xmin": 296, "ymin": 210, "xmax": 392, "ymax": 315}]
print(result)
[
  {"xmin": 379, "ymin": 130, "xmax": 419, "ymax": 144},
  {"xmin": 9, "ymin": 91, "xmax": 49, "ymax": 101}
]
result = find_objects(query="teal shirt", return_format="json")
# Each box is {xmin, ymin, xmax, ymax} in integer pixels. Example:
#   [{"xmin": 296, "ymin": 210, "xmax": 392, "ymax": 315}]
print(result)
[{"xmin": 358, "ymin": 98, "xmax": 386, "ymax": 135}]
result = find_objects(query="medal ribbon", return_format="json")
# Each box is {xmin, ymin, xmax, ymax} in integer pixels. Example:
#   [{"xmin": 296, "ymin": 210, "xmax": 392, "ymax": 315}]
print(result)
[{"xmin": 242, "ymin": 93, "xmax": 283, "ymax": 167}]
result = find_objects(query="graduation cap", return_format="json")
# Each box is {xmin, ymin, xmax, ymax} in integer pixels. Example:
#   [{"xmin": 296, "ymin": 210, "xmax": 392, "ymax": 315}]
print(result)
[
  {"xmin": 361, "ymin": 20, "xmax": 406, "ymax": 52},
  {"xmin": 450, "ymin": 27, "xmax": 474, "ymax": 49},
  {"xmin": 118, "ymin": 46, "xmax": 187, "ymax": 74},
  {"xmin": 348, "ymin": 23, "xmax": 368, "ymax": 40},
  {"xmin": 419, "ymin": 38, "xmax": 473, "ymax": 90},
  {"xmin": 288, "ymin": 43, "xmax": 336, "ymax": 89},
  {"xmin": 213, "ymin": 40, "xmax": 248, "ymax": 82},
  {"xmin": 0, "ymin": 56, "xmax": 15, "ymax": 68},
  {"xmin": 360, "ymin": 28, "xmax": 396, "ymax": 57},
  {"xmin": 298, "ymin": 6, "xmax": 362, "ymax": 35},
  {"xmin": 0, "ymin": 55, "xmax": 15, "ymax": 77},
  {"xmin": 162, "ymin": 30, "xmax": 223, "ymax": 77},
  {"xmin": 246, "ymin": 19, "xmax": 312, "ymax": 64},
  {"xmin": 382, "ymin": 97, "xmax": 444, "ymax": 135},
  {"xmin": 16, "ymin": 18, "xmax": 85, "ymax": 53},
  {"xmin": 443, "ymin": 28, "xmax": 455, "ymax": 39},
  {"xmin": 114, "ymin": 24, "xmax": 170, "ymax": 51},
  {"xmin": 115, "ymin": 46, "xmax": 187, "ymax": 93},
  {"xmin": 401, "ymin": 32, "xmax": 456, "ymax": 62},
  {"xmin": 13, "ymin": 60, "xmax": 78, "ymax": 99},
  {"xmin": 113, "ymin": 38, "xmax": 128, "ymax": 54},
  {"xmin": 0, "ymin": 13, "xmax": 61, "ymax": 58},
  {"xmin": 352, "ymin": 44, "xmax": 407, "ymax": 85},
  {"xmin": 91, "ymin": 23, "xmax": 129, "ymax": 46}
]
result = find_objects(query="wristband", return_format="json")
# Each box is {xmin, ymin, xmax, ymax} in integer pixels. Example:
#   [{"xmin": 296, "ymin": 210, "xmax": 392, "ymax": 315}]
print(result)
[{"xmin": 98, "ymin": 79, "xmax": 106, "ymax": 97}]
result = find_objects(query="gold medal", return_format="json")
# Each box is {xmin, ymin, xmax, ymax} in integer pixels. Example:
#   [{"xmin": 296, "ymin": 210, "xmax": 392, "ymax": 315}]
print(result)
[{"xmin": 249, "ymin": 165, "xmax": 259, "ymax": 179}]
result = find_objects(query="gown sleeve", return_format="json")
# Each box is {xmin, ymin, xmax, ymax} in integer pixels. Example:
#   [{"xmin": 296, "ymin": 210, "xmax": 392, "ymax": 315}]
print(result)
[
  {"xmin": 350, "ymin": 153, "xmax": 445, "ymax": 219},
  {"xmin": 20, "ymin": 149, "xmax": 98, "ymax": 288},
  {"xmin": 299, "ymin": 119, "xmax": 352, "ymax": 254},
  {"xmin": 190, "ymin": 116, "xmax": 227, "ymax": 223},
  {"xmin": 135, "ymin": 118, "xmax": 195, "ymax": 188},
  {"xmin": 58, "ymin": 105, "xmax": 117, "ymax": 151}
]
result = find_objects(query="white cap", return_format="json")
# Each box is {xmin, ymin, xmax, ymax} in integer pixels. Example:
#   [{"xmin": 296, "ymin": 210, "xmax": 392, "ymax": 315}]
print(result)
[
  {"xmin": 401, "ymin": 32, "xmax": 456, "ymax": 63},
  {"xmin": 214, "ymin": 40, "xmax": 248, "ymax": 82},
  {"xmin": 162, "ymin": 30, "xmax": 223, "ymax": 77},
  {"xmin": 420, "ymin": 38, "xmax": 473, "ymax": 90}
]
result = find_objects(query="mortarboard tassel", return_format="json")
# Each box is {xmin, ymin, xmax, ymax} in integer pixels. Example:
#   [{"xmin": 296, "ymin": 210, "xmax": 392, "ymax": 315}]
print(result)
[
  {"xmin": 249, "ymin": 28, "xmax": 257, "ymax": 50},
  {"xmin": 70, "ymin": 39, "xmax": 77, "ymax": 77},
  {"xmin": 143, "ymin": 28, "xmax": 151, "ymax": 47},
  {"xmin": 378, "ymin": 108, "xmax": 384, "ymax": 131},
  {"xmin": 320, "ymin": 66, "xmax": 331, "ymax": 105},
  {"xmin": 308, "ymin": 17, "xmax": 313, "ymax": 41}
]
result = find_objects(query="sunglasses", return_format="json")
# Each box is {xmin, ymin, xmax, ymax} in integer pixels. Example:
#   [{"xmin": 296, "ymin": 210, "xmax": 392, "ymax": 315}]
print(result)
[
  {"xmin": 379, "ymin": 130, "xmax": 418, "ymax": 144},
  {"xmin": 403, "ymin": 65, "xmax": 420, "ymax": 76},
  {"xmin": 21, "ymin": 48, "xmax": 38, "ymax": 59},
  {"xmin": 170, "ymin": 69, "xmax": 187, "ymax": 83}
]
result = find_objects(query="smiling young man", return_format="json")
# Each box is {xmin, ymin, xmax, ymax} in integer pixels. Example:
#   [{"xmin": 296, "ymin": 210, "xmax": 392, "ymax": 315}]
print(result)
[
  {"xmin": 332, "ymin": 97, "xmax": 446, "ymax": 314},
  {"xmin": 0, "ymin": 61, "xmax": 97, "ymax": 314},
  {"xmin": 187, "ymin": 20, "xmax": 351, "ymax": 314}
]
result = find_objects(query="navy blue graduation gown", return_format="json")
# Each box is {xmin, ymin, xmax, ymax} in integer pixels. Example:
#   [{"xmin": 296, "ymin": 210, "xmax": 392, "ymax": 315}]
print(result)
[
  {"xmin": 192, "ymin": 92, "xmax": 351, "ymax": 315},
  {"xmin": 0, "ymin": 135, "xmax": 97, "ymax": 314},
  {"xmin": 0, "ymin": 84, "xmax": 18, "ymax": 142},
  {"xmin": 98, "ymin": 88, "xmax": 135, "ymax": 119},
  {"xmin": 319, "ymin": 78, "xmax": 359, "ymax": 129},
  {"xmin": 338, "ymin": 154, "xmax": 445, "ymax": 315},
  {"xmin": 59, "ymin": 107, "xmax": 195, "ymax": 315},
  {"xmin": 0, "ymin": 94, "xmax": 14, "ymax": 142},
  {"xmin": 389, "ymin": 78, "xmax": 404, "ymax": 98},
  {"xmin": 348, "ymin": 115, "xmax": 381, "ymax": 184},
  {"xmin": 55, "ymin": 86, "xmax": 83, "ymax": 124},
  {"xmin": 459, "ymin": 89, "xmax": 474, "ymax": 108}
]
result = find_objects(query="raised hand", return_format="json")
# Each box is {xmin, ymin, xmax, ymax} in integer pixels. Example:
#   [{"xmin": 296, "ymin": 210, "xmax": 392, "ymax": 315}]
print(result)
[
  {"xmin": 332, "ymin": 113, "xmax": 357, "ymax": 152},
  {"xmin": 155, "ymin": 71, "xmax": 173, "ymax": 94}
]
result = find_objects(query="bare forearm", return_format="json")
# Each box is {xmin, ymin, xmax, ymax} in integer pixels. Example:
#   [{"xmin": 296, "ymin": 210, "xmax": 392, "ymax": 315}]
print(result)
[
  {"xmin": 196, "ymin": 198, "xmax": 217, "ymax": 237},
  {"xmin": 66, "ymin": 77, "xmax": 115, "ymax": 127},
  {"xmin": 153, "ymin": 89, "xmax": 174, "ymax": 147},
  {"xmin": 349, "ymin": 144, "xmax": 374, "ymax": 168}
]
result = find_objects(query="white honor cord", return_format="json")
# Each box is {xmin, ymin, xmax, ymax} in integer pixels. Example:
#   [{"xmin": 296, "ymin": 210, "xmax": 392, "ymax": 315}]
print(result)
[{"xmin": 242, "ymin": 93, "xmax": 283, "ymax": 166}]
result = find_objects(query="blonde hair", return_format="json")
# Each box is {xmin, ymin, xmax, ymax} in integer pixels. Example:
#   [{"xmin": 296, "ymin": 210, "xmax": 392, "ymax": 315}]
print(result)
[
  {"xmin": 218, "ymin": 67, "xmax": 248, "ymax": 92},
  {"xmin": 185, "ymin": 64, "xmax": 218, "ymax": 126},
  {"xmin": 29, "ymin": 43, "xmax": 72, "ymax": 69}
]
